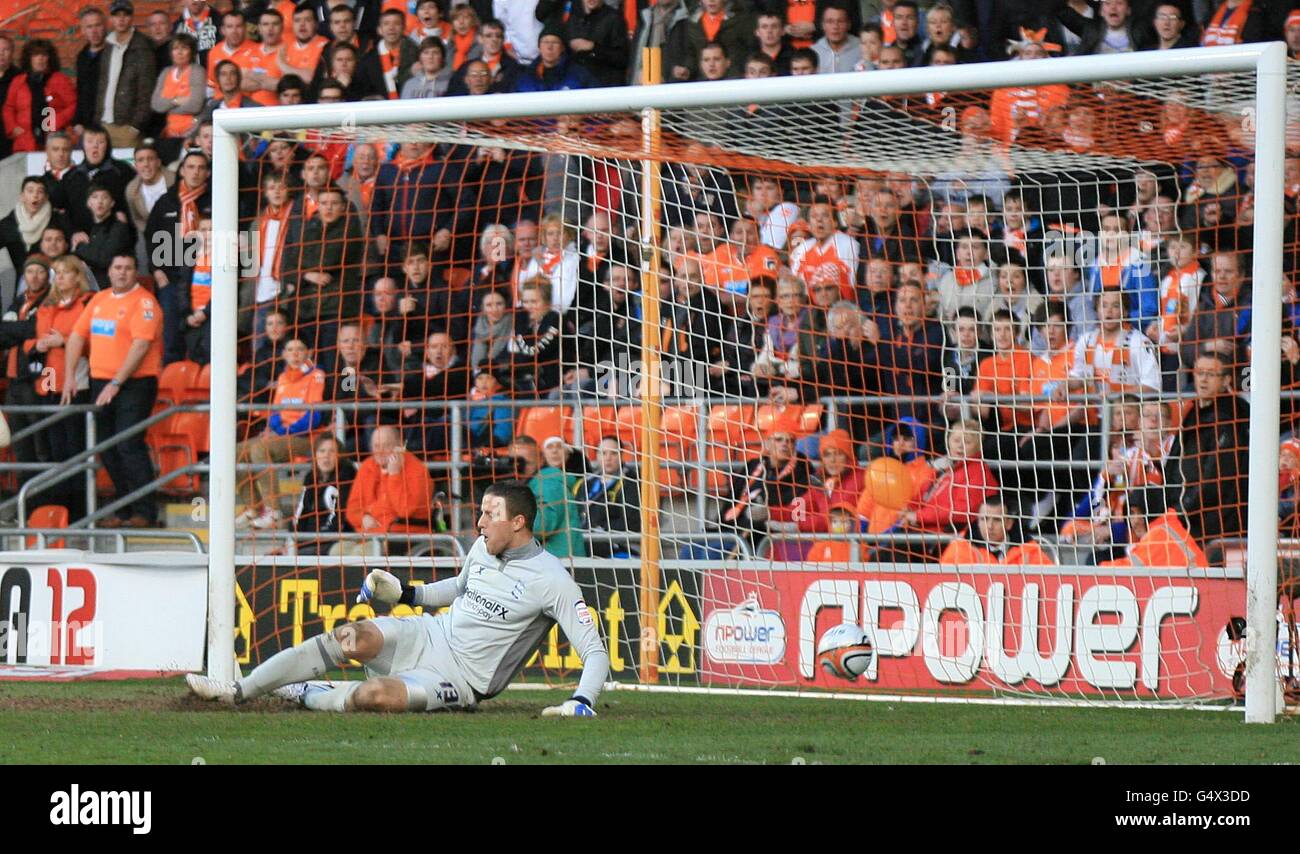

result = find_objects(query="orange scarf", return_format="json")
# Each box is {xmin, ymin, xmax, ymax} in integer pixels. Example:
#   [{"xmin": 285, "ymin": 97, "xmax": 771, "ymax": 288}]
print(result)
[
  {"xmin": 452, "ymin": 29, "xmax": 476, "ymax": 69},
  {"xmin": 1203, "ymin": 0, "xmax": 1252, "ymax": 46},
  {"xmin": 179, "ymin": 181, "xmax": 205, "ymax": 237},
  {"xmin": 379, "ymin": 40, "xmax": 402, "ymax": 99}
]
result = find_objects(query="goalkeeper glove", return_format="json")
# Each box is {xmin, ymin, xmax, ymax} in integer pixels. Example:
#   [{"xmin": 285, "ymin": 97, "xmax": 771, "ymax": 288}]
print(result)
[
  {"xmin": 541, "ymin": 696, "xmax": 596, "ymax": 718},
  {"xmin": 357, "ymin": 569, "xmax": 403, "ymax": 605}
]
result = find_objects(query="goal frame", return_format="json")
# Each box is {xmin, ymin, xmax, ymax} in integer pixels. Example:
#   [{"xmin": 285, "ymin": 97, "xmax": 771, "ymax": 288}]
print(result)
[{"xmin": 207, "ymin": 43, "xmax": 1289, "ymax": 722}]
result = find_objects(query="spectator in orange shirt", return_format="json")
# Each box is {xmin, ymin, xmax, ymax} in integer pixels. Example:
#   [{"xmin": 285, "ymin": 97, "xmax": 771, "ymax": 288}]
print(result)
[
  {"xmin": 206, "ymin": 9, "xmax": 256, "ymax": 93},
  {"xmin": 974, "ymin": 308, "xmax": 1053, "ymax": 512},
  {"xmin": 280, "ymin": 4, "xmax": 330, "ymax": 82},
  {"xmin": 972, "ymin": 309, "xmax": 1034, "ymax": 423},
  {"xmin": 17, "ymin": 255, "xmax": 93, "ymax": 516},
  {"xmin": 61, "ymin": 253, "xmax": 164, "ymax": 527},
  {"xmin": 346, "ymin": 425, "xmax": 435, "ymax": 551},
  {"xmin": 235, "ymin": 338, "xmax": 327, "ymax": 530}
]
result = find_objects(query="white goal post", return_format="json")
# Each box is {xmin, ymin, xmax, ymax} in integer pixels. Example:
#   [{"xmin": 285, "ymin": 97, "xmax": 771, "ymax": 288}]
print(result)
[{"xmin": 207, "ymin": 43, "xmax": 1288, "ymax": 722}]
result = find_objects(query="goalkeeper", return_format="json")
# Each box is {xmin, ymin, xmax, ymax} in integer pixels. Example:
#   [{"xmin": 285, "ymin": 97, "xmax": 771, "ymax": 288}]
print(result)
[{"xmin": 187, "ymin": 481, "xmax": 609, "ymax": 717}]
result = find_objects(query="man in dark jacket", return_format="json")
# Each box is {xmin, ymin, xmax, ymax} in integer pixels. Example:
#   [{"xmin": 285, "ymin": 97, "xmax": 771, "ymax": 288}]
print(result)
[
  {"xmin": 665, "ymin": 0, "xmax": 755, "ymax": 81},
  {"xmin": 577, "ymin": 436, "xmax": 642, "ymax": 557},
  {"xmin": 62, "ymin": 125, "xmax": 136, "ymax": 234},
  {"xmin": 661, "ymin": 257, "xmax": 742, "ymax": 396},
  {"xmin": 515, "ymin": 30, "xmax": 599, "ymax": 93},
  {"xmin": 96, "ymin": 0, "xmax": 158, "ymax": 148},
  {"xmin": 1055, "ymin": 0, "xmax": 1151, "ymax": 55},
  {"xmin": 1180, "ymin": 251, "xmax": 1252, "ymax": 388},
  {"xmin": 723, "ymin": 426, "xmax": 817, "ymax": 552},
  {"xmin": 279, "ymin": 186, "xmax": 368, "ymax": 356},
  {"xmin": 357, "ymin": 8, "xmax": 421, "ymax": 99},
  {"xmin": 555, "ymin": 0, "xmax": 629, "ymax": 87},
  {"xmin": 369, "ymin": 143, "xmax": 469, "ymax": 269},
  {"xmin": 74, "ymin": 8, "xmax": 109, "ymax": 135},
  {"xmin": 324, "ymin": 322, "xmax": 392, "ymax": 454},
  {"xmin": 867, "ymin": 281, "xmax": 946, "ymax": 434},
  {"xmin": 1165, "ymin": 349, "xmax": 1250, "ymax": 551},
  {"xmin": 145, "ymin": 149, "xmax": 210, "ymax": 363},
  {"xmin": 0, "ymin": 258, "xmax": 52, "ymax": 492}
]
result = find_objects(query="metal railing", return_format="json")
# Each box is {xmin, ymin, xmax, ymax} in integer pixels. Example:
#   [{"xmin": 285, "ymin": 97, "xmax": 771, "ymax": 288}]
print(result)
[
  {"xmin": 0, "ymin": 527, "xmax": 205, "ymax": 553},
  {"xmin": 233, "ymin": 531, "xmax": 467, "ymax": 558}
]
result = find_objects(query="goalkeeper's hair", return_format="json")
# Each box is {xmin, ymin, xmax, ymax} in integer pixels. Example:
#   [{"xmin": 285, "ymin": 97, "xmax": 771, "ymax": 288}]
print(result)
[{"xmin": 485, "ymin": 481, "xmax": 538, "ymax": 531}]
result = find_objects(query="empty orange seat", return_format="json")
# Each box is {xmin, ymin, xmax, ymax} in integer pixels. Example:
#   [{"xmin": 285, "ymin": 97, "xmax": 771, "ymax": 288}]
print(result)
[
  {"xmin": 756, "ymin": 403, "xmax": 822, "ymax": 438},
  {"xmin": 150, "ymin": 431, "xmax": 202, "ymax": 496},
  {"xmin": 517, "ymin": 406, "xmax": 574, "ymax": 447},
  {"xmin": 156, "ymin": 360, "xmax": 202, "ymax": 409},
  {"xmin": 184, "ymin": 362, "xmax": 213, "ymax": 403},
  {"xmin": 27, "ymin": 504, "xmax": 69, "ymax": 548},
  {"xmin": 615, "ymin": 406, "xmax": 643, "ymax": 448},
  {"xmin": 707, "ymin": 404, "xmax": 760, "ymax": 450},
  {"xmin": 581, "ymin": 405, "xmax": 619, "ymax": 448}
]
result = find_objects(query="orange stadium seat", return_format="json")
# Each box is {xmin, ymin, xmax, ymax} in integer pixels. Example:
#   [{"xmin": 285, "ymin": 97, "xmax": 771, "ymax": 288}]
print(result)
[
  {"xmin": 756, "ymin": 403, "xmax": 823, "ymax": 438},
  {"xmin": 615, "ymin": 405, "xmax": 642, "ymax": 448},
  {"xmin": 707, "ymin": 404, "xmax": 760, "ymax": 451},
  {"xmin": 150, "ymin": 431, "xmax": 202, "ymax": 496},
  {"xmin": 581, "ymin": 405, "xmax": 619, "ymax": 447},
  {"xmin": 517, "ymin": 406, "xmax": 574, "ymax": 447},
  {"xmin": 187, "ymin": 363, "xmax": 213, "ymax": 403},
  {"xmin": 27, "ymin": 505, "xmax": 68, "ymax": 549},
  {"xmin": 155, "ymin": 360, "xmax": 202, "ymax": 411},
  {"xmin": 659, "ymin": 404, "xmax": 701, "ymax": 462}
]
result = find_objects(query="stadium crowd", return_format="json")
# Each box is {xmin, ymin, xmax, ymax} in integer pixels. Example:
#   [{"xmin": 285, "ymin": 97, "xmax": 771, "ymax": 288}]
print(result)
[{"xmin": 0, "ymin": 0, "xmax": 1297, "ymax": 568}]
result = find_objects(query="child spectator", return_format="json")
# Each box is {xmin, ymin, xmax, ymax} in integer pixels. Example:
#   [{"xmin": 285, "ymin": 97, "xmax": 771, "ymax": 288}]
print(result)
[
  {"xmin": 72, "ymin": 183, "xmax": 135, "ymax": 285},
  {"xmin": 466, "ymin": 369, "xmax": 512, "ymax": 450},
  {"xmin": 292, "ymin": 435, "xmax": 357, "ymax": 556}
]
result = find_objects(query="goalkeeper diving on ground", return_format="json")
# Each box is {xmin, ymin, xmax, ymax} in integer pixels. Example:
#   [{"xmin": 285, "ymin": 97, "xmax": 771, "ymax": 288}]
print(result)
[{"xmin": 187, "ymin": 481, "xmax": 609, "ymax": 716}]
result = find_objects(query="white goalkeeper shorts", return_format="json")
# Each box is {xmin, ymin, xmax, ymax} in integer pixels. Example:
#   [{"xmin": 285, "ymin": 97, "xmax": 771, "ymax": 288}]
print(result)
[{"xmin": 366, "ymin": 614, "xmax": 476, "ymax": 712}]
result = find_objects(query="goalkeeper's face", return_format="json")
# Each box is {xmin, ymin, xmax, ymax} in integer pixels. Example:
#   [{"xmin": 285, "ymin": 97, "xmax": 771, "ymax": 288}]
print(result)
[{"xmin": 478, "ymin": 495, "xmax": 523, "ymax": 556}]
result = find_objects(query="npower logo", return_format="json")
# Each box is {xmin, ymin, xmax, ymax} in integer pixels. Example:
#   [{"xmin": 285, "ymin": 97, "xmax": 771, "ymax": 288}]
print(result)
[
  {"xmin": 799, "ymin": 578, "xmax": 1202, "ymax": 690},
  {"xmin": 705, "ymin": 594, "xmax": 786, "ymax": 665}
]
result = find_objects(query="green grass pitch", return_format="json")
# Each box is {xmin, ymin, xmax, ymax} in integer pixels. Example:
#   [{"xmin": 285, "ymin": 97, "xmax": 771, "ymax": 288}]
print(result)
[{"xmin": 2, "ymin": 679, "xmax": 1298, "ymax": 764}]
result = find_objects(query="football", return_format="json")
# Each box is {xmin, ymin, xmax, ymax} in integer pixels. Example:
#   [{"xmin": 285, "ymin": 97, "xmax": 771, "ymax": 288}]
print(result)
[{"xmin": 816, "ymin": 622, "xmax": 874, "ymax": 680}]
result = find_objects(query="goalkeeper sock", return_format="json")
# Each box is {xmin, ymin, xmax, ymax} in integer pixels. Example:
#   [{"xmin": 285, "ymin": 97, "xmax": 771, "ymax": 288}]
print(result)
[
  {"xmin": 302, "ymin": 681, "xmax": 361, "ymax": 712},
  {"xmin": 237, "ymin": 632, "xmax": 347, "ymax": 700}
]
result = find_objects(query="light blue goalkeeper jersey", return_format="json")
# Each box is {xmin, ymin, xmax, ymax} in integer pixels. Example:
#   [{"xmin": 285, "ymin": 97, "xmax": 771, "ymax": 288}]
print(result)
[{"xmin": 414, "ymin": 537, "xmax": 609, "ymax": 704}]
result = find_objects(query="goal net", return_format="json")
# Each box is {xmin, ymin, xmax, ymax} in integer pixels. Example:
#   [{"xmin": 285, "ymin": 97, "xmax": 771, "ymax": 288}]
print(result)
[{"xmin": 208, "ymin": 47, "xmax": 1293, "ymax": 712}]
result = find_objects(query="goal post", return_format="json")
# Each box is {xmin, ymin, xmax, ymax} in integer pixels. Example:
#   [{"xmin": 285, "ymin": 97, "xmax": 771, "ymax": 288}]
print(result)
[{"xmin": 208, "ymin": 43, "xmax": 1289, "ymax": 720}]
